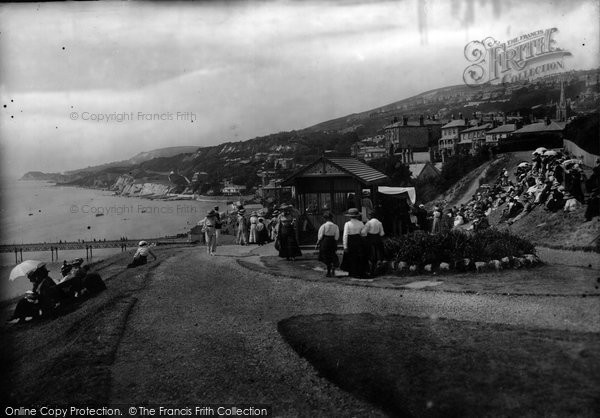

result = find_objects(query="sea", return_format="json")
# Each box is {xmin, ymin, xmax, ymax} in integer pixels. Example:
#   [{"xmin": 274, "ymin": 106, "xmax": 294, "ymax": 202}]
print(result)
[{"xmin": 0, "ymin": 178, "xmax": 233, "ymax": 301}]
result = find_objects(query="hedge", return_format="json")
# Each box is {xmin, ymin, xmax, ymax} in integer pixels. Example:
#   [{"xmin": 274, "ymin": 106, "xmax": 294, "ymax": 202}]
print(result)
[{"xmin": 383, "ymin": 229, "xmax": 536, "ymax": 267}]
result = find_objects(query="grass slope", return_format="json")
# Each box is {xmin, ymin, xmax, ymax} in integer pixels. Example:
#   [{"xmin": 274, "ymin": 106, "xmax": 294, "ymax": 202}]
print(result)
[{"xmin": 279, "ymin": 313, "xmax": 600, "ymax": 417}]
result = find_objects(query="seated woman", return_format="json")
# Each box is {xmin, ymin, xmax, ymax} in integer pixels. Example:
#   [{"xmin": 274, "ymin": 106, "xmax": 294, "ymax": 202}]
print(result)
[
  {"xmin": 127, "ymin": 241, "xmax": 157, "ymax": 268},
  {"xmin": 15, "ymin": 265, "xmax": 64, "ymax": 318},
  {"xmin": 58, "ymin": 258, "xmax": 85, "ymax": 298}
]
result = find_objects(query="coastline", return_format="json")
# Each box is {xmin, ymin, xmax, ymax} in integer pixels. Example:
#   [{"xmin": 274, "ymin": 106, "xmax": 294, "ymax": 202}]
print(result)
[{"xmin": 43, "ymin": 181, "xmax": 256, "ymax": 203}]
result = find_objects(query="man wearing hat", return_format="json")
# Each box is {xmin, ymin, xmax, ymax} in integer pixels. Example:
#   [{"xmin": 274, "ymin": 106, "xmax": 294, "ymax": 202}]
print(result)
[
  {"xmin": 236, "ymin": 207, "xmax": 248, "ymax": 246},
  {"xmin": 213, "ymin": 206, "xmax": 222, "ymax": 241},
  {"xmin": 200, "ymin": 209, "xmax": 219, "ymax": 255},
  {"xmin": 340, "ymin": 208, "xmax": 368, "ymax": 278}
]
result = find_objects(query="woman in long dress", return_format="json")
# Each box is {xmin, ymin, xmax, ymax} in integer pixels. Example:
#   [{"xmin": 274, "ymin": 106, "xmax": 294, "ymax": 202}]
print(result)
[
  {"xmin": 315, "ymin": 212, "xmax": 339, "ymax": 277},
  {"xmin": 431, "ymin": 206, "xmax": 442, "ymax": 234},
  {"xmin": 340, "ymin": 208, "xmax": 369, "ymax": 278},
  {"xmin": 276, "ymin": 205, "xmax": 302, "ymax": 260},
  {"xmin": 362, "ymin": 210, "xmax": 385, "ymax": 277}
]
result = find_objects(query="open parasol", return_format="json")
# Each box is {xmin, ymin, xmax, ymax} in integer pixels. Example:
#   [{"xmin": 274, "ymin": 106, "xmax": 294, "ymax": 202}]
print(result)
[{"xmin": 9, "ymin": 260, "xmax": 46, "ymax": 281}]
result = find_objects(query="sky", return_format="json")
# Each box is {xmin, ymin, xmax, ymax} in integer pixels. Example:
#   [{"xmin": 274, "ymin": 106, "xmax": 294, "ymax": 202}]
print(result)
[{"xmin": 0, "ymin": 0, "xmax": 598, "ymax": 175}]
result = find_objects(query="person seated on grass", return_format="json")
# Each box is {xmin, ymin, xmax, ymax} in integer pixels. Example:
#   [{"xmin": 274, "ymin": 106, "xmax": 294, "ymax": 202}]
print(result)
[
  {"xmin": 563, "ymin": 192, "xmax": 581, "ymax": 213},
  {"xmin": 127, "ymin": 241, "xmax": 157, "ymax": 268},
  {"xmin": 546, "ymin": 186, "xmax": 565, "ymax": 212}
]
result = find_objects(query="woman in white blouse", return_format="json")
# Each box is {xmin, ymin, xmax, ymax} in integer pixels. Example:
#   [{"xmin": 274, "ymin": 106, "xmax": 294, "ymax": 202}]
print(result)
[
  {"xmin": 339, "ymin": 208, "xmax": 369, "ymax": 278},
  {"xmin": 362, "ymin": 210, "xmax": 385, "ymax": 276},
  {"xmin": 315, "ymin": 212, "xmax": 340, "ymax": 277}
]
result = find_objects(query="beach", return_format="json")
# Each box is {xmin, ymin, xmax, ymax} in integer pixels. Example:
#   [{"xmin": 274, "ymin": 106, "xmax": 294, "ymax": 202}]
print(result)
[
  {"xmin": 0, "ymin": 178, "xmax": 235, "ymax": 301},
  {"xmin": 0, "ymin": 179, "xmax": 233, "ymax": 246}
]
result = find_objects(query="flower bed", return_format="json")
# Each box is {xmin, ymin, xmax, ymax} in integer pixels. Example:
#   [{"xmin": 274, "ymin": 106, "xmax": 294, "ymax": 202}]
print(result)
[{"xmin": 383, "ymin": 229, "xmax": 539, "ymax": 274}]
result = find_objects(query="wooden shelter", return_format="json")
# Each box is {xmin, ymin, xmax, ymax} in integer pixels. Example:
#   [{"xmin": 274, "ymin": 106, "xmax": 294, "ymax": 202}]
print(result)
[{"xmin": 282, "ymin": 157, "xmax": 389, "ymax": 242}]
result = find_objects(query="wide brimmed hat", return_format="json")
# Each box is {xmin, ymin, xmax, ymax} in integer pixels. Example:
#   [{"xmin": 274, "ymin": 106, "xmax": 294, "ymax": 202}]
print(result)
[
  {"xmin": 138, "ymin": 241, "xmax": 148, "ymax": 247},
  {"xmin": 279, "ymin": 203, "xmax": 290, "ymax": 210},
  {"xmin": 207, "ymin": 209, "xmax": 218, "ymax": 216},
  {"xmin": 345, "ymin": 208, "xmax": 361, "ymax": 217}
]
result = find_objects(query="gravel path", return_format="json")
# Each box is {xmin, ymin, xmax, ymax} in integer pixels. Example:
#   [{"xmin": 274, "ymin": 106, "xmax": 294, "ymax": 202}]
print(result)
[{"xmin": 108, "ymin": 246, "xmax": 600, "ymax": 415}]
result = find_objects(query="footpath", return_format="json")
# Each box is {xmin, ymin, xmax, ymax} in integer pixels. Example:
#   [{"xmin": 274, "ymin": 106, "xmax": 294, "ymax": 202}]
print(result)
[{"xmin": 231, "ymin": 243, "xmax": 600, "ymax": 297}]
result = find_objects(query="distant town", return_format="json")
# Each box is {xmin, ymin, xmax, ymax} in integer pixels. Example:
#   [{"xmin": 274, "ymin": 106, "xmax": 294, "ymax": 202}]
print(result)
[{"xmin": 21, "ymin": 69, "xmax": 599, "ymax": 205}]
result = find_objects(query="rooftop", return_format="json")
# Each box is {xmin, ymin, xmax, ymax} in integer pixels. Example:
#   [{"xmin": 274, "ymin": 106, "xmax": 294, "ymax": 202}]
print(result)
[
  {"xmin": 486, "ymin": 124, "xmax": 517, "ymax": 134},
  {"xmin": 442, "ymin": 119, "xmax": 468, "ymax": 129},
  {"xmin": 460, "ymin": 123, "xmax": 493, "ymax": 133},
  {"xmin": 283, "ymin": 157, "xmax": 389, "ymax": 186},
  {"xmin": 513, "ymin": 121, "xmax": 565, "ymax": 134}
]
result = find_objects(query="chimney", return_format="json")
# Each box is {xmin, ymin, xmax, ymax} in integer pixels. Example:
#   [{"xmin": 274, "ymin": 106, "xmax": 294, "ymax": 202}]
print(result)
[
  {"xmin": 419, "ymin": 115, "xmax": 424, "ymax": 126},
  {"xmin": 403, "ymin": 116, "xmax": 408, "ymax": 126}
]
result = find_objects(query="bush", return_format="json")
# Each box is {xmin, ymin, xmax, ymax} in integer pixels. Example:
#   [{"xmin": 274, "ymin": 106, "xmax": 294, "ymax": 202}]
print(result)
[{"xmin": 383, "ymin": 229, "xmax": 535, "ymax": 267}]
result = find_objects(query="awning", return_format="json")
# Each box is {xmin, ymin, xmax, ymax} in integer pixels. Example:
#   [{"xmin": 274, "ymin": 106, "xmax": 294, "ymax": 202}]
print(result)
[{"xmin": 377, "ymin": 186, "xmax": 416, "ymax": 204}]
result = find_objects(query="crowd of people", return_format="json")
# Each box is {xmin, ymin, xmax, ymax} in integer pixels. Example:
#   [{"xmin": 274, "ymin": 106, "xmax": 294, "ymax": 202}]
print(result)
[
  {"xmin": 187, "ymin": 149, "xmax": 599, "ymax": 277},
  {"xmin": 414, "ymin": 149, "xmax": 600, "ymax": 234}
]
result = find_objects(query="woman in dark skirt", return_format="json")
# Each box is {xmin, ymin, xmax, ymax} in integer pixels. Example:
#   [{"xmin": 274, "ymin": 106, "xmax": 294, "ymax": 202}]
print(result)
[
  {"xmin": 362, "ymin": 210, "xmax": 385, "ymax": 277},
  {"xmin": 315, "ymin": 212, "xmax": 340, "ymax": 277},
  {"xmin": 276, "ymin": 205, "xmax": 302, "ymax": 260},
  {"xmin": 340, "ymin": 208, "xmax": 369, "ymax": 278}
]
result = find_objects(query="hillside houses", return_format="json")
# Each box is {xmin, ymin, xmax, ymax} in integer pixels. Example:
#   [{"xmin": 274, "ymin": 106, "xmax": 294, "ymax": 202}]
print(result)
[
  {"xmin": 439, "ymin": 119, "xmax": 469, "ymax": 158},
  {"xmin": 485, "ymin": 124, "xmax": 518, "ymax": 148},
  {"xmin": 383, "ymin": 116, "xmax": 442, "ymax": 162},
  {"xmin": 458, "ymin": 123, "xmax": 493, "ymax": 155},
  {"xmin": 222, "ymin": 180, "xmax": 247, "ymax": 195}
]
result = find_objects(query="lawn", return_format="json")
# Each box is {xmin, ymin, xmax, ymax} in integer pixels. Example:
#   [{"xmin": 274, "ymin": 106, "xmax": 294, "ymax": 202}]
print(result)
[{"xmin": 279, "ymin": 313, "xmax": 600, "ymax": 417}]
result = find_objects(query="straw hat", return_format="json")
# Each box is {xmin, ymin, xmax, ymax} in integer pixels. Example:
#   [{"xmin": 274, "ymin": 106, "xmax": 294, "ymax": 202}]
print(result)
[
  {"xmin": 345, "ymin": 208, "xmax": 361, "ymax": 217},
  {"xmin": 138, "ymin": 241, "xmax": 148, "ymax": 247}
]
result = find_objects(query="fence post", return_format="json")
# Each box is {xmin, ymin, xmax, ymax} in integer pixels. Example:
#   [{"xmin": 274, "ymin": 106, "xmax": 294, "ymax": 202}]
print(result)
[{"xmin": 14, "ymin": 248, "xmax": 18, "ymax": 265}]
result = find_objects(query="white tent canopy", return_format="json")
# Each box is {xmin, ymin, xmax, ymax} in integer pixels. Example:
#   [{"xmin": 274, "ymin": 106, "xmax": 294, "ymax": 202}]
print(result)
[{"xmin": 377, "ymin": 186, "xmax": 416, "ymax": 204}]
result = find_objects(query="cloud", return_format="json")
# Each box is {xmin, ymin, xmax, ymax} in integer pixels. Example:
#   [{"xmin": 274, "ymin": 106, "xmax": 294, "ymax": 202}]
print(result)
[{"xmin": 0, "ymin": 0, "xmax": 598, "ymax": 175}]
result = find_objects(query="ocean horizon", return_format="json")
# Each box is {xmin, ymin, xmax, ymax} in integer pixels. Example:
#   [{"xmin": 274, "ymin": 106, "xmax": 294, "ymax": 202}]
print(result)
[
  {"xmin": 0, "ymin": 179, "xmax": 233, "ymax": 248},
  {"xmin": 0, "ymin": 178, "xmax": 236, "ymax": 301}
]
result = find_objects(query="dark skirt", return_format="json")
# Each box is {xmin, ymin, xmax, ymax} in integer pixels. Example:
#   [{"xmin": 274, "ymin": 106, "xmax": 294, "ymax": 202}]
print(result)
[
  {"xmin": 318, "ymin": 235, "xmax": 339, "ymax": 267},
  {"xmin": 127, "ymin": 255, "xmax": 147, "ymax": 268},
  {"xmin": 365, "ymin": 233, "xmax": 385, "ymax": 264},
  {"xmin": 340, "ymin": 234, "xmax": 368, "ymax": 278},
  {"xmin": 256, "ymin": 227, "xmax": 269, "ymax": 245},
  {"xmin": 278, "ymin": 224, "xmax": 302, "ymax": 258}
]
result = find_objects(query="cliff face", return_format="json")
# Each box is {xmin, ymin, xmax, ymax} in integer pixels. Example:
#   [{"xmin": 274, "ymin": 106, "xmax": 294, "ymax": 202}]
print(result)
[{"xmin": 110, "ymin": 175, "xmax": 172, "ymax": 197}]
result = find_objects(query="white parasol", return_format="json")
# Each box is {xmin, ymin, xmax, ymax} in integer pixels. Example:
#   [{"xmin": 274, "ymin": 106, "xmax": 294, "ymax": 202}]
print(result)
[{"xmin": 9, "ymin": 260, "xmax": 46, "ymax": 281}]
